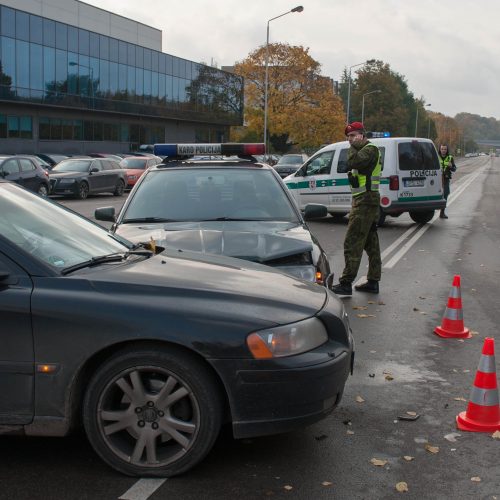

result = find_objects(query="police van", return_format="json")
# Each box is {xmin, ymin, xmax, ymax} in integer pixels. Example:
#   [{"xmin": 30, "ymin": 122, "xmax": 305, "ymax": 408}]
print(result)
[{"xmin": 284, "ymin": 137, "xmax": 446, "ymax": 225}]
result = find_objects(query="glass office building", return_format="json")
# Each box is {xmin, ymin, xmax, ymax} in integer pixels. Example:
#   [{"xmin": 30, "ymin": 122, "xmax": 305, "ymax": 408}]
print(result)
[{"xmin": 0, "ymin": 2, "xmax": 244, "ymax": 154}]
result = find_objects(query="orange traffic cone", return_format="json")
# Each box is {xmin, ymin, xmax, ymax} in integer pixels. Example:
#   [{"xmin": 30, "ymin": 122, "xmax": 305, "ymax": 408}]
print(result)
[
  {"xmin": 456, "ymin": 337, "xmax": 500, "ymax": 432},
  {"xmin": 434, "ymin": 275, "xmax": 471, "ymax": 338}
]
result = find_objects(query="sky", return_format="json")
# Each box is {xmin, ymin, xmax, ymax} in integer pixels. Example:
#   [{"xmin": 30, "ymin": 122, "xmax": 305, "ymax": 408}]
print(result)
[{"xmin": 86, "ymin": 0, "xmax": 500, "ymax": 120}]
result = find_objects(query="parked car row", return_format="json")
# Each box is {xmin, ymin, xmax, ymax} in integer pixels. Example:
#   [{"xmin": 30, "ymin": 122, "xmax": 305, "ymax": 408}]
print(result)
[{"xmin": 1, "ymin": 152, "xmax": 162, "ymax": 198}]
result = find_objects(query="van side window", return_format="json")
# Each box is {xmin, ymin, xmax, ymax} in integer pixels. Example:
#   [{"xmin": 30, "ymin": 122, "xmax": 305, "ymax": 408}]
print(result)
[
  {"xmin": 337, "ymin": 149, "xmax": 349, "ymax": 173},
  {"xmin": 378, "ymin": 147, "xmax": 385, "ymax": 171},
  {"xmin": 398, "ymin": 141, "xmax": 439, "ymax": 170},
  {"xmin": 304, "ymin": 150, "xmax": 335, "ymax": 176}
]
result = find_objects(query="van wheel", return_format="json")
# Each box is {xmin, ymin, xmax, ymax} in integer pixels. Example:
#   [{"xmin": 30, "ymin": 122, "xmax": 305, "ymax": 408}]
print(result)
[
  {"xmin": 377, "ymin": 209, "xmax": 386, "ymax": 227},
  {"xmin": 330, "ymin": 213, "xmax": 347, "ymax": 222},
  {"xmin": 409, "ymin": 210, "xmax": 434, "ymax": 224}
]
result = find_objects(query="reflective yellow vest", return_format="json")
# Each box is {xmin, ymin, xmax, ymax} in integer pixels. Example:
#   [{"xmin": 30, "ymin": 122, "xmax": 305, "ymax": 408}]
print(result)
[
  {"xmin": 439, "ymin": 154, "xmax": 453, "ymax": 171},
  {"xmin": 350, "ymin": 143, "xmax": 382, "ymax": 197}
]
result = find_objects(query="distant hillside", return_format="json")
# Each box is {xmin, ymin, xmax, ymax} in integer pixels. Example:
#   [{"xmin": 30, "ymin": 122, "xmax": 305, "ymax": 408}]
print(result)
[{"xmin": 454, "ymin": 113, "xmax": 500, "ymax": 141}]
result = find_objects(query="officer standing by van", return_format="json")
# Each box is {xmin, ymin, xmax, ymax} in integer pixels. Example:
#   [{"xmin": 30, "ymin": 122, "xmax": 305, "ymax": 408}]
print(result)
[
  {"xmin": 438, "ymin": 144, "xmax": 456, "ymax": 219},
  {"xmin": 332, "ymin": 122, "xmax": 382, "ymax": 296}
]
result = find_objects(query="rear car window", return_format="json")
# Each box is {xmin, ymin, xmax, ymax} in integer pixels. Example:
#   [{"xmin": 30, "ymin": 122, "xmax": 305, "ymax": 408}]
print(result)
[{"xmin": 398, "ymin": 141, "xmax": 439, "ymax": 171}]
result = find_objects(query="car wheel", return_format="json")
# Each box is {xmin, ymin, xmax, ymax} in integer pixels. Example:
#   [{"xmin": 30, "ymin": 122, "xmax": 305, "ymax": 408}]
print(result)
[
  {"xmin": 330, "ymin": 213, "xmax": 347, "ymax": 222},
  {"xmin": 409, "ymin": 210, "xmax": 434, "ymax": 224},
  {"xmin": 83, "ymin": 346, "xmax": 223, "ymax": 477},
  {"xmin": 114, "ymin": 179, "xmax": 125, "ymax": 197},
  {"xmin": 77, "ymin": 182, "xmax": 89, "ymax": 200},
  {"xmin": 38, "ymin": 183, "xmax": 49, "ymax": 197}
]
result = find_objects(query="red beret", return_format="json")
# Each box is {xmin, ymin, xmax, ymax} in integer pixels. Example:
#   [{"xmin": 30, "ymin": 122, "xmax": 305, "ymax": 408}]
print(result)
[{"xmin": 345, "ymin": 121, "xmax": 365, "ymax": 135}]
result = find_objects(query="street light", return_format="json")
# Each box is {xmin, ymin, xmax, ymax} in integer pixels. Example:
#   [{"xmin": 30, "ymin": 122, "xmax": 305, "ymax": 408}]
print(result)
[
  {"xmin": 427, "ymin": 104, "xmax": 433, "ymax": 138},
  {"xmin": 346, "ymin": 59, "xmax": 375, "ymax": 124},
  {"xmin": 69, "ymin": 61, "xmax": 94, "ymax": 108},
  {"xmin": 361, "ymin": 90, "xmax": 382, "ymax": 124},
  {"xmin": 263, "ymin": 5, "xmax": 304, "ymax": 151},
  {"xmin": 414, "ymin": 101, "xmax": 431, "ymax": 137}
]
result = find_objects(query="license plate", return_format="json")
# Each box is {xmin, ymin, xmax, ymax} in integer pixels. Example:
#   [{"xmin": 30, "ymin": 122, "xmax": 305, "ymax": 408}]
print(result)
[{"xmin": 404, "ymin": 179, "xmax": 424, "ymax": 187}]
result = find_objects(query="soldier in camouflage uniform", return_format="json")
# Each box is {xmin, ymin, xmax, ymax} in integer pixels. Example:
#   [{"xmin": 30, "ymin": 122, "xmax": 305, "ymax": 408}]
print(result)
[{"xmin": 332, "ymin": 122, "xmax": 382, "ymax": 296}]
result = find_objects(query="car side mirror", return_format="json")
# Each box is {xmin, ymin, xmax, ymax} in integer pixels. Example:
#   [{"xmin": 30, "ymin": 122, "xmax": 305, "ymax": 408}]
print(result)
[
  {"xmin": 303, "ymin": 203, "xmax": 328, "ymax": 220},
  {"xmin": 90, "ymin": 167, "xmax": 99, "ymax": 173},
  {"xmin": 95, "ymin": 207, "xmax": 116, "ymax": 222},
  {"xmin": 0, "ymin": 265, "xmax": 17, "ymax": 286}
]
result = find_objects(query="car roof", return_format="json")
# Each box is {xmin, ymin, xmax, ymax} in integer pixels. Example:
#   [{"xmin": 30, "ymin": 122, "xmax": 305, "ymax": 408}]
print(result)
[{"xmin": 152, "ymin": 159, "xmax": 270, "ymax": 171}]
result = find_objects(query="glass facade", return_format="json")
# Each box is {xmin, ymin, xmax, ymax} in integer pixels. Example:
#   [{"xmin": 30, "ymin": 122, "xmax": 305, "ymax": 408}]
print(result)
[{"xmin": 0, "ymin": 5, "xmax": 243, "ymax": 126}]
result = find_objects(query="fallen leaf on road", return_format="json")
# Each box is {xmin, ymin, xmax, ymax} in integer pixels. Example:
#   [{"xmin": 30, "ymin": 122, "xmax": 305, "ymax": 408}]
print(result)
[
  {"xmin": 403, "ymin": 456, "xmax": 414, "ymax": 461},
  {"xmin": 343, "ymin": 419, "xmax": 352, "ymax": 426},
  {"xmin": 425, "ymin": 444, "xmax": 439, "ymax": 454},
  {"xmin": 369, "ymin": 373, "xmax": 375, "ymax": 378},
  {"xmin": 367, "ymin": 300, "xmax": 377, "ymax": 304},
  {"xmin": 463, "ymin": 369, "xmax": 470, "ymax": 373},
  {"xmin": 419, "ymin": 311, "xmax": 427, "ymax": 315},
  {"xmin": 352, "ymin": 306, "xmax": 368, "ymax": 310},
  {"xmin": 347, "ymin": 430, "xmax": 355, "ymax": 435},
  {"xmin": 385, "ymin": 374, "xmax": 394, "ymax": 381},
  {"xmin": 378, "ymin": 301, "xmax": 386, "ymax": 305},
  {"xmin": 356, "ymin": 396, "xmax": 365, "ymax": 403},
  {"xmin": 284, "ymin": 485, "xmax": 293, "ymax": 491},
  {"xmin": 454, "ymin": 397, "xmax": 467, "ymax": 402},
  {"xmin": 471, "ymin": 477, "xmax": 481, "ymax": 482},
  {"xmin": 357, "ymin": 314, "xmax": 376, "ymax": 318},
  {"xmin": 492, "ymin": 430, "xmax": 500, "ymax": 439},
  {"xmin": 419, "ymin": 296, "xmax": 426, "ymax": 299},
  {"xmin": 395, "ymin": 482, "xmax": 409, "ymax": 492},
  {"xmin": 370, "ymin": 458, "xmax": 388, "ymax": 466},
  {"xmin": 314, "ymin": 434, "xmax": 328, "ymax": 441},
  {"xmin": 413, "ymin": 307, "xmax": 419, "ymax": 311},
  {"xmin": 457, "ymin": 339, "xmax": 465, "ymax": 343},
  {"xmin": 321, "ymin": 481, "xmax": 333, "ymax": 487},
  {"xmin": 406, "ymin": 411, "xmax": 417, "ymax": 416},
  {"xmin": 470, "ymin": 331, "xmax": 479, "ymax": 336},
  {"xmin": 370, "ymin": 350, "xmax": 377, "ymax": 353}
]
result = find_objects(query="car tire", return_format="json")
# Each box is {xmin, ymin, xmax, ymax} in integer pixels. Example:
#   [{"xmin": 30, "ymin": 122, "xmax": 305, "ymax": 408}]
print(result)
[
  {"xmin": 77, "ymin": 182, "xmax": 89, "ymax": 200},
  {"xmin": 114, "ymin": 179, "xmax": 125, "ymax": 197},
  {"xmin": 38, "ymin": 183, "xmax": 49, "ymax": 197},
  {"xmin": 330, "ymin": 213, "xmax": 347, "ymax": 222},
  {"xmin": 82, "ymin": 346, "xmax": 223, "ymax": 477},
  {"xmin": 409, "ymin": 210, "xmax": 434, "ymax": 224}
]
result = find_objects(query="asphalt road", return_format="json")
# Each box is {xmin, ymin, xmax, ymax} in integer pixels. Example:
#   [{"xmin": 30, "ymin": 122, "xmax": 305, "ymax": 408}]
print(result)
[{"xmin": 2, "ymin": 156, "xmax": 499, "ymax": 499}]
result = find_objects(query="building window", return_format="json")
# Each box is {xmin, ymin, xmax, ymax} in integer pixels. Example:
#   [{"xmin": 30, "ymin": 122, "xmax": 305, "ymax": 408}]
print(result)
[
  {"xmin": 39, "ymin": 117, "xmax": 50, "ymax": 139},
  {"xmin": 1, "ymin": 7, "xmax": 15, "ymax": 38},
  {"xmin": 0, "ymin": 115, "xmax": 7, "ymax": 138},
  {"xmin": 30, "ymin": 15, "xmax": 43, "ymax": 44},
  {"xmin": 43, "ymin": 18, "xmax": 56, "ymax": 48},
  {"xmin": 55, "ymin": 22, "xmax": 67, "ymax": 50},
  {"xmin": 7, "ymin": 116, "xmax": 19, "ymax": 138}
]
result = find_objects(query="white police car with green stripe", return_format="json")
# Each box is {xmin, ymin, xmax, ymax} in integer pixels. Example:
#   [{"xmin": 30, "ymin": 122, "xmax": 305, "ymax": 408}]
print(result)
[{"xmin": 284, "ymin": 138, "xmax": 446, "ymax": 225}]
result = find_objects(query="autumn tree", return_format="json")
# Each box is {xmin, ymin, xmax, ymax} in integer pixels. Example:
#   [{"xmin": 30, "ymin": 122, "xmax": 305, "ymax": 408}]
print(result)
[{"xmin": 231, "ymin": 43, "xmax": 345, "ymax": 152}]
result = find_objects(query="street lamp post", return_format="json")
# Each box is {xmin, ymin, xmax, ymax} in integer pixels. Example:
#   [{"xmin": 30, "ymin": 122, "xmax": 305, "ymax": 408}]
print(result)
[
  {"xmin": 346, "ymin": 61, "xmax": 365, "ymax": 124},
  {"xmin": 427, "ymin": 105, "xmax": 433, "ymax": 138},
  {"xmin": 361, "ymin": 89, "xmax": 382, "ymax": 124},
  {"xmin": 414, "ymin": 101, "xmax": 431, "ymax": 137},
  {"xmin": 263, "ymin": 5, "xmax": 304, "ymax": 152}
]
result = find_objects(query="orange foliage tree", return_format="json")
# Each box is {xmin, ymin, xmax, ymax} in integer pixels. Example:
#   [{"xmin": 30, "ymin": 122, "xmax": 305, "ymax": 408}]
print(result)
[{"xmin": 231, "ymin": 43, "xmax": 345, "ymax": 152}]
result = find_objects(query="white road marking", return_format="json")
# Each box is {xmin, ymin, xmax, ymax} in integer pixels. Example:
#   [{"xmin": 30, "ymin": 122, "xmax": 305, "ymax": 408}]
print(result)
[
  {"xmin": 118, "ymin": 479, "xmax": 167, "ymax": 500},
  {"xmin": 383, "ymin": 167, "xmax": 484, "ymax": 269}
]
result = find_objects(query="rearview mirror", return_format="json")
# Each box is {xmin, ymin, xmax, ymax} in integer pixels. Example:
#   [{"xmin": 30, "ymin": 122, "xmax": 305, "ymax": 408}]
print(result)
[
  {"xmin": 90, "ymin": 167, "xmax": 99, "ymax": 173},
  {"xmin": 95, "ymin": 207, "xmax": 116, "ymax": 222},
  {"xmin": 303, "ymin": 203, "xmax": 328, "ymax": 220}
]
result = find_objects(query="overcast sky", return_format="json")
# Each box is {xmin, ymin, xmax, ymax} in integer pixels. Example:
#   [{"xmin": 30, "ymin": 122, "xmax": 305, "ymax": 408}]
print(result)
[{"xmin": 86, "ymin": 0, "xmax": 500, "ymax": 120}]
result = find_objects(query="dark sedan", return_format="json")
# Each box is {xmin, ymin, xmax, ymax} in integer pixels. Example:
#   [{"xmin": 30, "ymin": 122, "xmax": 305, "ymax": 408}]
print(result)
[
  {"xmin": 0, "ymin": 155, "xmax": 50, "ymax": 196},
  {"xmin": 0, "ymin": 180, "xmax": 353, "ymax": 477},
  {"xmin": 49, "ymin": 158, "xmax": 126, "ymax": 199},
  {"xmin": 273, "ymin": 153, "xmax": 309, "ymax": 178},
  {"xmin": 96, "ymin": 144, "xmax": 333, "ymax": 288}
]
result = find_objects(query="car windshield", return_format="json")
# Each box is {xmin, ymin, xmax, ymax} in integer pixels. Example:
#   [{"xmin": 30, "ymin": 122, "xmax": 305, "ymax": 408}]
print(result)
[
  {"xmin": 277, "ymin": 155, "xmax": 304, "ymax": 165},
  {"xmin": 52, "ymin": 160, "xmax": 92, "ymax": 172},
  {"xmin": 120, "ymin": 158, "xmax": 147, "ymax": 169},
  {"xmin": 122, "ymin": 168, "xmax": 300, "ymax": 222},
  {"xmin": 0, "ymin": 184, "xmax": 130, "ymax": 270}
]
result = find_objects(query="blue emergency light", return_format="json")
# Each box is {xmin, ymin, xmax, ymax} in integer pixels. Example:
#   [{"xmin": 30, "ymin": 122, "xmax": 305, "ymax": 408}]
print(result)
[{"xmin": 153, "ymin": 143, "xmax": 266, "ymax": 157}]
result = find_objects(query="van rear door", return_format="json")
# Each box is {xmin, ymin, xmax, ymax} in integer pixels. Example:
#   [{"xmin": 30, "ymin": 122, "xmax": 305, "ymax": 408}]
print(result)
[{"xmin": 396, "ymin": 140, "xmax": 442, "ymax": 203}]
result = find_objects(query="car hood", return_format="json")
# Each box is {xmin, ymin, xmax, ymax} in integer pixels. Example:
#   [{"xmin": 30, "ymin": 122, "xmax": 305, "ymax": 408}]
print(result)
[
  {"xmin": 115, "ymin": 221, "xmax": 313, "ymax": 263},
  {"xmin": 50, "ymin": 171, "xmax": 87, "ymax": 179},
  {"xmin": 77, "ymin": 248, "xmax": 327, "ymax": 326}
]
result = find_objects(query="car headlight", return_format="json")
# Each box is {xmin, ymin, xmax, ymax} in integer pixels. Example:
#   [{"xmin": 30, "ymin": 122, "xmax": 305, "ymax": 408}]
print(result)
[
  {"xmin": 276, "ymin": 265, "xmax": 316, "ymax": 282},
  {"xmin": 247, "ymin": 317, "xmax": 328, "ymax": 359},
  {"xmin": 58, "ymin": 178, "xmax": 76, "ymax": 184}
]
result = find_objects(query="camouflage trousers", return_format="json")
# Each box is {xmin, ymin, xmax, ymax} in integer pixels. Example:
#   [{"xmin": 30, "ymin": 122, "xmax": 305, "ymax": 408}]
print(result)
[{"xmin": 340, "ymin": 192, "xmax": 382, "ymax": 284}]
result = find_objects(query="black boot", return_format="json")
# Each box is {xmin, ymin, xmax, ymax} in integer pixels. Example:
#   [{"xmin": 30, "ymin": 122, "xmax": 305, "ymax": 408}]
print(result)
[
  {"xmin": 355, "ymin": 279, "xmax": 379, "ymax": 293},
  {"xmin": 332, "ymin": 282, "xmax": 352, "ymax": 296},
  {"xmin": 440, "ymin": 209, "xmax": 448, "ymax": 219}
]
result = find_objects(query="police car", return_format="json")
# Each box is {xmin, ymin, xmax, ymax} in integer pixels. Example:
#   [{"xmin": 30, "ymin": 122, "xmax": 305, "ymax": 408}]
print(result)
[
  {"xmin": 284, "ymin": 137, "xmax": 446, "ymax": 225},
  {"xmin": 95, "ymin": 143, "xmax": 334, "ymax": 288}
]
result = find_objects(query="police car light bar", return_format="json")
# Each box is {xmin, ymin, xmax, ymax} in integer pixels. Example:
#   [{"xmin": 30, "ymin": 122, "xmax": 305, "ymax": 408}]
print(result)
[{"xmin": 153, "ymin": 143, "xmax": 266, "ymax": 157}]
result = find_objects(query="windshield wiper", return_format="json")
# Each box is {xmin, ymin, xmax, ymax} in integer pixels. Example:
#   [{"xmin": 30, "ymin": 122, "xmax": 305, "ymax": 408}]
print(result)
[
  {"xmin": 122, "ymin": 217, "xmax": 176, "ymax": 223},
  {"xmin": 61, "ymin": 251, "xmax": 149, "ymax": 275}
]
